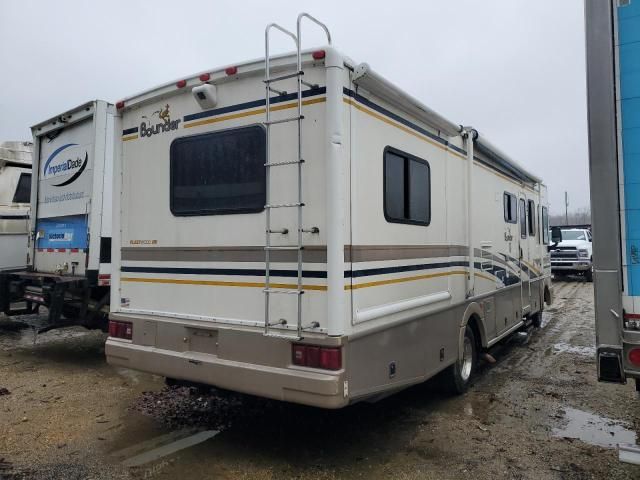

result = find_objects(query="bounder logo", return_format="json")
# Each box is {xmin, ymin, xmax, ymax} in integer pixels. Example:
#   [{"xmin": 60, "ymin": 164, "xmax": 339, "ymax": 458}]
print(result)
[
  {"xmin": 42, "ymin": 143, "xmax": 88, "ymax": 187},
  {"xmin": 140, "ymin": 104, "xmax": 181, "ymax": 138}
]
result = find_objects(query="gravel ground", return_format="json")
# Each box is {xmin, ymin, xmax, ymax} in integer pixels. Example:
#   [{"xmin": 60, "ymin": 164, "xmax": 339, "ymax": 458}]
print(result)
[{"xmin": 0, "ymin": 280, "xmax": 639, "ymax": 479}]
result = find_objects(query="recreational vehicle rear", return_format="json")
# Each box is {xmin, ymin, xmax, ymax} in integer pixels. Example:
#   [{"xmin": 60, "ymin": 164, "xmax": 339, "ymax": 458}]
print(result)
[
  {"xmin": 0, "ymin": 101, "xmax": 115, "ymax": 330},
  {"xmin": 106, "ymin": 14, "xmax": 552, "ymax": 408},
  {"xmin": 0, "ymin": 141, "xmax": 32, "ymax": 272}
]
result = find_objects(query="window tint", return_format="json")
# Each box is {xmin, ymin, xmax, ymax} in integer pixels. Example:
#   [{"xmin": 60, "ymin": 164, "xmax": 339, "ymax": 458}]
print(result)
[
  {"xmin": 170, "ymin": 126, "xmax": 266, "ymax": 216},
  {"xmin": 527, "ymin": 199, "xmax": 535, "ymax": 236},
  {"xmin": 503, "ymin": 192, "xmax": 517, "ymax": 224},
  {"xmin": 384, "ymin": 147, "xmax": 430, "ymax": 225},
  {"xmin": 542, "ymin": 207, "xmax": 549, "ymax": 244},
  {"xmin": 519, "ymin": 198, "xmax": 527, "ymax": 238},
  {"xmin": 12, "ymin": 173, "xmax": 31, "ymax": 204}
]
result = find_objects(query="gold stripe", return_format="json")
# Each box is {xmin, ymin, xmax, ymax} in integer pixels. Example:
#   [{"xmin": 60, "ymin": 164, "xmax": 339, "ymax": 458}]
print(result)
[
  {"xmin": 121, "ymin": 277, "xmax": 327, "ymax": 291},
  {"xmin": 122, "ymin": 135, "xmax": 139, "ymax": 141},
  {"xmin": 183, "ymin": 97, "xmax": 326, "ymax": 129},
  {"xmin": 343, "ymin": 98, "xmax": 465, "ymax": 160},
  {"xmin": 122, "ymin": 268, "xmax": 498, "ymax": 292},
  {"xmin": 347, "ymin": 270, "xmax": 468, "ymax": 290}
]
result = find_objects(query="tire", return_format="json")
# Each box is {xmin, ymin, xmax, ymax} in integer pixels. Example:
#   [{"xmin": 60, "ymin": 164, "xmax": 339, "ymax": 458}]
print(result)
[
  {"xmin": 530, "ymin": 311, "xmax": 542, "ymax": 328},
  {"xmin": 585, "ymin": 262, "xmax": 593, "ymax": 282},
  {"xmin": 446, "ymin": 325, "xmax": 478, "ymax": 394}
]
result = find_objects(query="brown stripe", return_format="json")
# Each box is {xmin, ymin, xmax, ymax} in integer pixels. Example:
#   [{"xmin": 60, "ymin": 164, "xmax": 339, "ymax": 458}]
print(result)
[
  {"xmin": 122, "ymin": 244, "xmax": 469, "ymax": 264},
  {"xmin": 122, "ymin": 246, "xmax": 328, "ymax": 263},
  {"xmin": 346, "ymin": 245, "xmax": 468, "ymax": 263}
]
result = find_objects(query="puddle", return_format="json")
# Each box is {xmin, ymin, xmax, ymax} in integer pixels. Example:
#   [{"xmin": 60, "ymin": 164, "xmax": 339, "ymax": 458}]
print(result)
[
  {"xmin": 552, "ymin": 342, "xmax": 595, "ymax": 357},
  {"xmin": 552, "ymin": 407, "xmax": 637, "ymax": 448}
]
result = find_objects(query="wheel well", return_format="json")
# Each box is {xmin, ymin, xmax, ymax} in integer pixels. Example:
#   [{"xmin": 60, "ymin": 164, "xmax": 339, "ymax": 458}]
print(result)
[{"xmin": 467, "ymin": 314, "xmax": 483, "ymax": 349}]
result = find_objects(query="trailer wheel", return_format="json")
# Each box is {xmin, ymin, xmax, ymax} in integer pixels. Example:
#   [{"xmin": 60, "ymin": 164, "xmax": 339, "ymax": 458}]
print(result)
[{"xmin": 447, "ymin": 325, "xmax": 477, "ymax": 394}]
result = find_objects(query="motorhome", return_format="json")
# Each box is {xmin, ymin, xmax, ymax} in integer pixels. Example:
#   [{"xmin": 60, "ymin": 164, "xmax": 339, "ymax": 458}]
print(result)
[
  {"xmin": 106, "ymin": 14, "xmax": 552, "ymax": 408},
  {"xmin": 0, "ymin": 141, "xmax": 32, "ymax": 272},
  {"xmin": 0, "ymin": 101, "xmax": 115, "ymax": 330}
]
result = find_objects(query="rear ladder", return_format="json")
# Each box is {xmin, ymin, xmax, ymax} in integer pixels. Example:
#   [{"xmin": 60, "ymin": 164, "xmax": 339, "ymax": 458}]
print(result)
[{"xmin": 263, "ymin": 13, "xmax": 331, "ymax": 339}]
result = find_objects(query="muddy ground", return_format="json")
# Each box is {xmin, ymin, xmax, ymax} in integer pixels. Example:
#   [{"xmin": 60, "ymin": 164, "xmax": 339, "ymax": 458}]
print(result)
[{"xmin": 0, "ymin": 280, "xmax": 639, "ymax": 479}]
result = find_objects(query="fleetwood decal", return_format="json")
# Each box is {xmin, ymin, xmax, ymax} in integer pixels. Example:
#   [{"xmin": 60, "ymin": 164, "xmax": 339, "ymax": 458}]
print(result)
[
  {"xmin": 140, "ymin": 104, "xmax": 181, "ymax": 138},
  {"xmin": 42, "ymin": 143, "xmax": 89, "ymax": 187}
]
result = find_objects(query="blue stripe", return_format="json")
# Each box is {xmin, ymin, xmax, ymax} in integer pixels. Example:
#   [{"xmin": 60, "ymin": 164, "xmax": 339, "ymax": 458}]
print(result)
[
  {"xmin": 122, "ymin": 127, "xmax": 138, "ymax": 135},
  {"xmin": 121, "ymin": 260, "xmax": 518, "ymax": 282},
  {"xmin": 183, "ymin": 86, "xmax": 327, "ymax": 123}
]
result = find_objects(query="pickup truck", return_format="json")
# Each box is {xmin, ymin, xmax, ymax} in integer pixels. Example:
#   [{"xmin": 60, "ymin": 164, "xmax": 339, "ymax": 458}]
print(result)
[{"xmin": 550, "ymin": 228, "xmax": 593, "ymax": 281}]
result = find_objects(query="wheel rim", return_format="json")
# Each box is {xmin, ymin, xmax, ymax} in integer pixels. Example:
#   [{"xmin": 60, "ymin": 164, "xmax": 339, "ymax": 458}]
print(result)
[{"xmin": 460, "ymin": 336, "xmax": 473, "ymax": 382}]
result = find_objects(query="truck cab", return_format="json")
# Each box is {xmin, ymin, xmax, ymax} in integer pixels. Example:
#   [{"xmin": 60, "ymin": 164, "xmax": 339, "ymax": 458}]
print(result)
[{"xmin": 550, "ymin": 227, "xmax": 593, "ymax": 281}]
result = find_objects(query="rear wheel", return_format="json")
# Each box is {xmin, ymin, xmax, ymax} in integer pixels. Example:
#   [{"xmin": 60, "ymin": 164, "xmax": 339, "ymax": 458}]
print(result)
[{"xmin": 447, "ymin": 326, "xmax": 477, "ymax": 394}]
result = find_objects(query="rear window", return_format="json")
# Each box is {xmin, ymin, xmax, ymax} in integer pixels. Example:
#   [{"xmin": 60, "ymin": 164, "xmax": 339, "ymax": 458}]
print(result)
[
  {"xmin": 12, "ymin": 173, "xmax": 31, "ymax": 204},
  {"xmin": 170, "ymin": 126, "xmax": 266, "ymax": 216}
]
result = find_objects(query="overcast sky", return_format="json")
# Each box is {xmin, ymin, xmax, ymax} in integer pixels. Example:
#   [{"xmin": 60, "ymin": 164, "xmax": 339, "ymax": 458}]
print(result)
[{"xmin": 0, "ymin": 0, "xmax": 588, "ymax": 213}]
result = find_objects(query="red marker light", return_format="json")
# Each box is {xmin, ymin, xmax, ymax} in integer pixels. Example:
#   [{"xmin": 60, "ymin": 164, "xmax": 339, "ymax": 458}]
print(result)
[
  {"xmin": 199, "ymin": 73, "xmax": 211, "ymax": 82},
  {"xmin": 225, "ymin": 66, "xmax": 238, "ymax": 76},
  {"xmin": 312, "ymin": 50, "xmax": 326, "ymax": 60},
  {"xmin": 176, "ymin": 79, "xmax": 187, "ymax": 88},
  {"xmin": 629, "ymin": 348, "xmax": 640, "ymax": 367},
  {"xmin": 116, "ymin": 100, "xmax": 125, "ymax": 110}
]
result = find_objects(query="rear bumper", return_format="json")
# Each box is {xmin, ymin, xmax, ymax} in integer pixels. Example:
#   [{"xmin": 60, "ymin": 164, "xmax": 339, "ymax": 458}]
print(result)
[{"xmin": 105, "ymin": 314, "xmax": 348, "ymax": 409}]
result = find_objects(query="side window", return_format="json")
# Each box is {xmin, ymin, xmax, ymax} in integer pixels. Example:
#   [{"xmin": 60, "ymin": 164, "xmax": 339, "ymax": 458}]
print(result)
[
  {"xmin": 170, "ymin": 125, "xmax": 266, "ymax": 216},
  {"xmin": 12, "ymin": 173, "xmax": 31, "ymax": 204},
  {"xmin": 503, "ymin": 192, "xmax": 517, "ymax": 224},
  {"xmin": 519, "ymin": 198, "xmax": 527, "ymax": 238},
  {"xmin": 527, "ymin": 199, "xmax": 536, "ymax": 237},
  {"xmin": 542, "ymin": 206, "xmax": 549, "ymax": 244},
  {"xmin": 383, "ymin": 147, "xmax": 431, "ymax": 225}
]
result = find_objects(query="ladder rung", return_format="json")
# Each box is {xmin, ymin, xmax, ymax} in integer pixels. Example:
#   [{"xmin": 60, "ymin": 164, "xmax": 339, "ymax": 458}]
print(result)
[
  {"xmin": 267, "ymin": 228, "xmax": 289, "ymax": 234},
  {"xmin": 264, "ymin": 71, "xmax": 304, "ymax": 84},
  {"xmin": 264, "ymin": 332, "xmax": 302, "ymax": 341},
  {"xmin": 264, "ymin": 289, "xmax": 305, "ymax": 295},
  {"xmin": 268, "ymin": 86, "xmax": 287, "ymax": 96},
  {"xmin": 264, "ymin": 245, "xmax": 303, "ymax": 251},
  {"xmin": 265, "ymin": 159, "xmax": 304, "ymax": 167},
  {"xmin": 301, "ymin": 80, "xmax": 319, "ymax": 89},
  {"xmin": 265, "ymin": 202, "xmax": 304, "ymax": 209},
  {"xmin": 265, "ymin": 115, "xmax": 304, "ymax": 126}
]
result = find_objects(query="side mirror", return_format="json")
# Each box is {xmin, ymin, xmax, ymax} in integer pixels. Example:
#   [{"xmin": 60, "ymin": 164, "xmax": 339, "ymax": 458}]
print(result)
[{"xmin": 551, "ymin": 226, "xmax": 563, "ymax": 245}]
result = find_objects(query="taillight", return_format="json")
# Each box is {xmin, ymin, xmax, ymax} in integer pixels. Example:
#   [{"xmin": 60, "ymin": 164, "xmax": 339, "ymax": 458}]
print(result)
[
  {"xmin": 176, "ymin": 79, "xmax": 187, "ymax": 88},
  {"xmin": 225, "ymin": 66, "xmax": 238, "ymax": 76},
  {"xmin": 199, "ymin": 73, "xmax": 211, "ymax": 82},
  {"xmin": 629, "ymin": 348, "xmax": 640, "ymax": 367},
  {"xmin": 312, "ymin": 50, "xmax": 326, "ymax": 60},
  {"xmin": 116, "ymin": 100, "xmax": 125, "ymax": 110},
  {"xmin": 109, "ymin": 320, "xmax": 133, "ymax": 340},
  {"xmin": 292, "ymin": 344, "xmax": 341, "ymax": 370}
]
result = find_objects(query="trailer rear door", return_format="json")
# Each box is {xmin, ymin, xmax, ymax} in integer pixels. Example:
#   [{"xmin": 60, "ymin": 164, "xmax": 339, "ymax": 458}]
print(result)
[{"xmin": 33, "ymin": 113, "xmax": 96, "ymax": 276}]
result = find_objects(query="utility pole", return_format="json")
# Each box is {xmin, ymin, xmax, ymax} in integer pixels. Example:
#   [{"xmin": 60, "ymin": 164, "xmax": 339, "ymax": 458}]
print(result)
[{"xmin": 565, "ymin": 191, "xmax": 569, "ymax": 225}]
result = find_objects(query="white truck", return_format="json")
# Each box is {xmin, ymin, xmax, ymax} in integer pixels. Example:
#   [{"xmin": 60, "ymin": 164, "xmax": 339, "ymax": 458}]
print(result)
[
  {"xmin": 0, "ymin": 101, "xmax": 115, "ymax": 331},
  {"xmin": 0, "ymin": 141, "xmax": 32, "ymax": 272},
  {"xmin": 550, "ymin": 227, "xmax": 593, "ymax": 281}
]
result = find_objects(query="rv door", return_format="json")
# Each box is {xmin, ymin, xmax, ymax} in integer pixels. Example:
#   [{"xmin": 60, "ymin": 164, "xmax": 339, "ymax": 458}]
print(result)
[{"xmin": 518, "ymin": 194, "xmax": 531, "ymax": 314}]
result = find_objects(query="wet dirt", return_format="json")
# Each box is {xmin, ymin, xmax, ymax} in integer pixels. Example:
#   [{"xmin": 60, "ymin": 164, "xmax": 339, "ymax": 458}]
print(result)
[{"xmin": 1, "ymin": 281, "xmax": 639, "ymax": 479}]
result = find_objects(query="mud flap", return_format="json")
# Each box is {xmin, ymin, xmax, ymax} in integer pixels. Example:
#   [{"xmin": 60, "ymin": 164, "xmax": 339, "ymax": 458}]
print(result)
[{"xmin": 597, "ymin": 347, "xmax": 626, "ymax": 384}]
